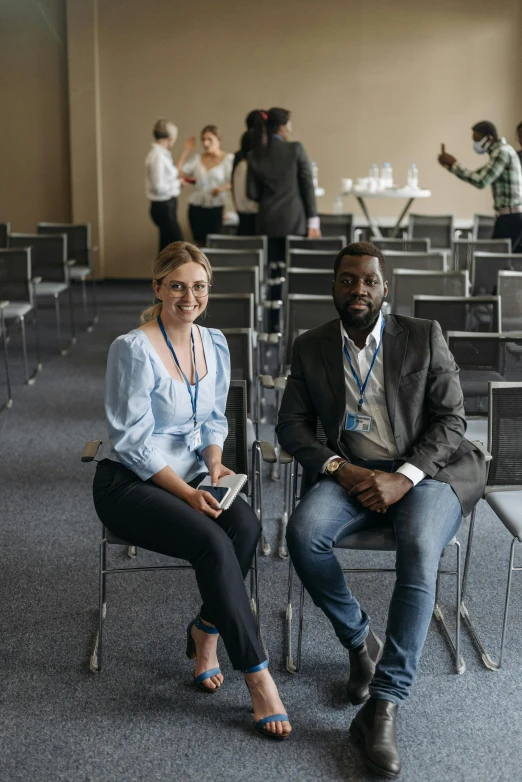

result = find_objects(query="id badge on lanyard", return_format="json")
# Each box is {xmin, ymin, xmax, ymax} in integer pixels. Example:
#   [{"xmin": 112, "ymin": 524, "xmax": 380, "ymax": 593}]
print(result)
[
  {"xmin": 157, "ymin": 316, "xmax": 201, "ymax": 451},
  {"xmin": 343, "ymin": 319, "xmax": 384, "ymax": 434}
]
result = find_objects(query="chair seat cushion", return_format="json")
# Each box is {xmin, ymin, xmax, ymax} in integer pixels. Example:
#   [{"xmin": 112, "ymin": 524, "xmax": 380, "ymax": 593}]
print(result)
[
  {"xmin": 69, "ymin": 265, "xmax": 91, "ymax": 280},
  {"xmin": 34, "ymin": 282, "xmax": 68, "ymax": 296},
  {"xmin": 336, "ymin": 527, "xmax": 457, "ymax": 552},
  {"xmin": 3, "ymin": 302, "xmax": 33, "ymax": 319},
  {"xmin": 486, "ymin": 491, "xmax": 522, "ymax": 540}
]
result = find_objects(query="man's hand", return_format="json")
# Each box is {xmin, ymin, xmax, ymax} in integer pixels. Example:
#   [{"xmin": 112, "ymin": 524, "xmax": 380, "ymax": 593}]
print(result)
[
  {"xmin": 307, "ymin": 227, "xmax": 322, "ymax": 238},
  {"xmin": 437, "ymin": 151, "xmax": 457, "ymax": 168},
  {"xmin": 349, "ymin": 470, "xmax": 413, "ymax": 512},
  {"xmin": 334, "ymin": 463, "xmax": 376, "ymax": 493}
]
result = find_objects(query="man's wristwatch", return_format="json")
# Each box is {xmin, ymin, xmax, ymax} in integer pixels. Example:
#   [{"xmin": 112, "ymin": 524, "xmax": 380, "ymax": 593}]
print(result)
[{"xmin": 325, "ymin": 458, "xmax": 348, "ymax": 478}]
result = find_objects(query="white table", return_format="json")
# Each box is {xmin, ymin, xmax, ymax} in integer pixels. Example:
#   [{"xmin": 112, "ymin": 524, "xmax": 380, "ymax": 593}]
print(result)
[{"xmin": 342, "ymin": 187, "xmax": 431, "ymax": 238}]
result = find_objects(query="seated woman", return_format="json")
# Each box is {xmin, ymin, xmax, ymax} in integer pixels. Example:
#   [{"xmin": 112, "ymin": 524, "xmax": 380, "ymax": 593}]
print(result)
[{"xmin": 93, "ymin": 242, "xmax": 291, "ymax": 740}]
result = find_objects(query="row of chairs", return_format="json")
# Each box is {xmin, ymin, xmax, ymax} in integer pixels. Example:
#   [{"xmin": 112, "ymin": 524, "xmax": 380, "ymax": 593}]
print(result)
[{"xmin": 0, "ymin": 222, "xmax": 97, "ymax": 410}]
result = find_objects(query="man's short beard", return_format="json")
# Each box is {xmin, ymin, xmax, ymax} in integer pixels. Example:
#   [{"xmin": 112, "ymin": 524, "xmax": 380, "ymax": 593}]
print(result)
[{"xmin": 334, "ymin": 294, "xmax": 384, "ymax": 330}]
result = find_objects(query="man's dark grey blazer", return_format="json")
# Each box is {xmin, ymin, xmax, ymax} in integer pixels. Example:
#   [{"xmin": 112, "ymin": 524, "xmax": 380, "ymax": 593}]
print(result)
[
  {"xmin": 247, "ymin": 140, "xmax": 317, "ymax": 237},
  {"xmin": 276, "ymin": 314, "xmax": 487, "ymax": 517}
]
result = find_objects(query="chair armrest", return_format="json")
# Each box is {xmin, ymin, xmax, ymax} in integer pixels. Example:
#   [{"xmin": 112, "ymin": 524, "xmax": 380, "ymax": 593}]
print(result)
[
  {"xmin": 470, "ymin": 440, "xmax": 492, "ymax": 462},
  {"xmin": 257, "ymin": 332, "xmax": 282, "ymax": 344},
  {"xmin": 257, "ymin": 440, "xmax": 277, "ymax": 464},
  {"xmin": 0, "ymin": 300, "xmax": 9, "ymax": 309},
  {"xmin": 82, "ymin": 439, "xmax": 103, "ymax": 462},
  {"xmin": 31, "ymin": 276, "xmax": 42, "ymax": 284},
  {"xmin": 259, "ymin": 374, "xmax": 275, "ymax": 389},
  {"xmin": 67, "ymin": 260, "xmax": 76, "ymax": 267},
  {"xmin": 273, "ymin": 376, "xmax": 287, "ymax": 392},
  {"xmin": 279, "ymin": 449, "xmax": 293, "ymax": 465},
  {"xmin": 265, "ymin": 277, "xmax": 286, "ymax": 287}
]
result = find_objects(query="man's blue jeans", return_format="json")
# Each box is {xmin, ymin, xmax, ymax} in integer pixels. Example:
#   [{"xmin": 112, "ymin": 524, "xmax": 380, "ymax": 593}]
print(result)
[{"xmin": 286, "ymin": 461, "xmax": 462, "ymax": 703}]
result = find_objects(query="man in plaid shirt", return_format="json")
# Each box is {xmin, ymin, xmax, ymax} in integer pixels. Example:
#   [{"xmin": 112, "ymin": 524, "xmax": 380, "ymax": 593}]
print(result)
[{"xmin": 438, "ymin": 120, "xmax": 522, "ymax": 252}]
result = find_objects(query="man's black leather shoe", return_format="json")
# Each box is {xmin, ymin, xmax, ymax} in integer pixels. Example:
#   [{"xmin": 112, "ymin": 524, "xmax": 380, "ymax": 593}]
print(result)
[
  {"xmin": 349, "ymin": 697, "xmax": 401, "ymax": 779},
  {"xmin": 347, "ymin": 628, "xmax": 384, "ymax": 705}
]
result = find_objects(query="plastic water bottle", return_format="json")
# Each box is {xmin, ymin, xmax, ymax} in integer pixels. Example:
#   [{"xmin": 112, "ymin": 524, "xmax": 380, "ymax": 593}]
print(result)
[
  {"xmin": 333, "ymin": 196, "xmax": 343, "ymax": 215},
  {"xmin": 380, "ymin": 162, "xmax": 393, "ymax": 189},
  {"xmin": 369, "ymin": 163, "xmax": 379, "ymax": 186},
  {"xmin": 311, "ymin": 162, "xmax": 319, "ymax": 189},
  {"xmin": 407, "ymin": 164, "xmax": 419, "ymax": 189}
]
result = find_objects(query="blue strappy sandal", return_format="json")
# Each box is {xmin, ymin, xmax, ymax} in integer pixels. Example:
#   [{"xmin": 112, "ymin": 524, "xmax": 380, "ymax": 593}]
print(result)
[
  {"xmin": 186, "ymin": 616, "xmax": 222, "ymax": 694},
  {"xmin": 243, "ymin": 660, "xmax": 291, "ymax": 741}
]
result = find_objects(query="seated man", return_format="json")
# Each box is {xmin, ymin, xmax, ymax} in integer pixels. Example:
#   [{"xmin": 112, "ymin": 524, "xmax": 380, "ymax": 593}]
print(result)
[{"xmin": 277, "ymin": 242, "xmax": 486, "ymax": 779}]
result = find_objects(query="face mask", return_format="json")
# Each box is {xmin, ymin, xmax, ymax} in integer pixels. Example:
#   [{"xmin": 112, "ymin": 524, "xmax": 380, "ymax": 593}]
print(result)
[{"xmin": 473, "ymin": 136, "xmax": 490, "ymax": 154}]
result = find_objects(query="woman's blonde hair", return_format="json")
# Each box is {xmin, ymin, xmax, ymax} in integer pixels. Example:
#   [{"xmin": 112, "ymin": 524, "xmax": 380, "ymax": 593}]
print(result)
[{"xmin": 140, "ymin": 242, "xmax": 213, "ymax": 324}]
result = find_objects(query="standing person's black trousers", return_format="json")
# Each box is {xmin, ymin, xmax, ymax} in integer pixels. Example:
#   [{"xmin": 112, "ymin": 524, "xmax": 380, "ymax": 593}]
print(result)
[
  {"xmin": 150, "ymin": 197, "xmax": 183, "ymax": 252},
  {"xmin": 93, "ymin": 459, "xmax": 265, "ymax": 671},
  {"xmin": 492, "ymin": 211, "xmax": 522, "ymax": 252},
  {"xmin": 238, "ymin": 212, "xmax": 257, "ymax": 236},
  {"xmin": 188, "ymin": 205, "xmax": 224, "ymax": 245}
]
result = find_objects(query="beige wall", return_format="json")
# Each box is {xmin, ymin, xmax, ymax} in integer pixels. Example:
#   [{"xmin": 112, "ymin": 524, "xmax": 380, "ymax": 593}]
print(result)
[
  {"xmin": 2, "ymin": 0, "xmax": 521, "ymax": 276},
  {"xmin": 0, "ymin": 0, "xmax": 70, "ymax": 231}
]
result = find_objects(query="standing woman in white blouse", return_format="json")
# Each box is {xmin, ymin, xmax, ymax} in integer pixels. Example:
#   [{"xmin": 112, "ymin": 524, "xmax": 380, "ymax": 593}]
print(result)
[
  {"xmin": 178, "ymin": 125, "xmax": 234, "ymax": 245},
  {"xmin": 145, "ymin": 119, "xmax": 186, "ymax": 252}
]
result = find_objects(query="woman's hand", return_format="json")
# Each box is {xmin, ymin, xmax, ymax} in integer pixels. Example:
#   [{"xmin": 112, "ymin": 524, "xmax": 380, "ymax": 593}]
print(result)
[
  {"xmin": 184, "ymin": 136, "xmax": 196, "ymax": 153},
  {"xmin": 185, "ymin": 487, "xmax": 223, "ymax": 519},
  {"xmin": 211, "ymin": 186, "xmax": 222, "ymax": 197},
  {"xmin": 208, "ymin": 463, "xmax": 235, "ymax": 485}
]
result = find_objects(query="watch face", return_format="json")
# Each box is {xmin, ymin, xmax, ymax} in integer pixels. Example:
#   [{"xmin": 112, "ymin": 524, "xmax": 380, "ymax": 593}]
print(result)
[{"xmin": 328, "ymin": 460, "xmax": 340, "ymax": 473}]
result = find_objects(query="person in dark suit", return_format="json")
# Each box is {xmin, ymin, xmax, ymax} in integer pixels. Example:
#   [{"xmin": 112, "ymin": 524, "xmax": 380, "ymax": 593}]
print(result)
[
  {"xmin": 277, "ymin": 242, "xmax": 487, "ymax": 779},
  {"xmin": 247, "ymin": 106, "xmax": 320, "ymax": 264},
  {"xmin": 232, "ymin": 111, "xmax": 264, "ymax": 236}
]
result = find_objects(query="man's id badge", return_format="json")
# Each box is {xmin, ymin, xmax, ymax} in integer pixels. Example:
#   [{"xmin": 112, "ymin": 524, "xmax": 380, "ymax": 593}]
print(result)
[
  {"xmin": 346, "ymin": 412, "xmax": 373, "ymax": 433},
  {"xmin": 187, "ymin": 427, "xmax": 202, "ymax": 451}
]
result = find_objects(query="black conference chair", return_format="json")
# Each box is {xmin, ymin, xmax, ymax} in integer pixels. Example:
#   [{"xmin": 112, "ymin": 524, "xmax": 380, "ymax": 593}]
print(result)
[
  {"xmin": 285, "ymin": 268, "xmax": 334, "ymax": 297},
  {"xmin": 37, "ymin": 222, "xmax": 98, "ymax": 331},
  {"xmin": 391, "ymin": 270, "xmax": 469, "ymax": 317},
  {"xmin": 206, "ymin": 235, "xmax": 268, "ymax": 266},
  {"xmin": 453, "ymin": 239, "xmax": 511, "ymax": 273},
  {"xmin": 382, "ymin": 250, "xmax": 448, "ymax": 304},
  {"xmin": 408, "ymin": 214, "xmax": 454, "ymax": 250},
  {"xmin": 286, "ymin": 249, "xmax": 338, "ymax": 271},
  {"xmin": 472, "ymin": 214, "xmax": 496, "ymax": 240},
  {"xmin": 286, "ymin": 236, "xmax": 346, "ymax": 261},
  {"xmin": 283, "ymin": 294, "xmax": 338, "ymax": 369},
  {"xmin": 318, "ymin": 213, "xmax": 353, "ymax": 241},
  {"xmin": 471, "ymin": 253, "xmax": 522, "ymax": 296},
  {"xmin": 9, "ymin": 233, "xmax": 76, "ymax": 355},
  {"xmin": 461, "ymin": 382, "xmax": 522, "ymax": 669},
  {"xmin": 202, "ymin": 293, "xmax": 255, "ymax": 330},
  {"xmin": 413, "ymin": 295, "xmax": 501, "ymax": 335},
  {"xmin": 84, "ymin": 380, "xmax": 276, "ymax": 672},
  {"xmin": 0, "ymin": 248, "xmax": 42, "ymax": 384},
  {"xmin": 284, "ymin": 427, "xmax": 466, "ymax": 675},
  {"xmin": 371, "ymin": 237, "xmax": 431, "ymax": 253},
  {"xmin": 497, "ymin": 271, "xmax": 522, "ymax": 332},
  {"xmin": 0, "ymin": 222, "xmax": 10, "ymax": 249}
]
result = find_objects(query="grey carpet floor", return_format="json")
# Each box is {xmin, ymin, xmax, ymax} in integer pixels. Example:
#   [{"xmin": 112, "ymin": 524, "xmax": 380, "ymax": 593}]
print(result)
[{"xmin": 1, "ymin": 283, "xmax": 521, "ymax": 782}]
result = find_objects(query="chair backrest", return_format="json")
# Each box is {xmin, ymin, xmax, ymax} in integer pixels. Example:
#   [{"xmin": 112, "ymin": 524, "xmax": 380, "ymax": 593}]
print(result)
[
  {"xmin": 447, "ymin": 332, "xmax": 522, "ymax": 414},
  {"xmin": 37, "ymin": 222, "xmax": 91, "ymax": 268},
  {"xmin": 203, "ymin": 293, "xmax": 255, "ymax": 329},
  {"xmin": 285, "ymin": 294, "xmax": 338, "ymax": 365},
  {"xmin": 453, "ymin": 239, "xmax": 511, "ymax": 272},
  {"xmin": 486, "ymin": 382, "xmax": 522, "ymax": 489},
  {"xmin": 222, "ymin": 380, "xmax": 249, "ymax": 479},
  {"xmin": 287, "ymin": 249, "xmax": 337, "ymax": 271},
  {"xmin": 286, "ymin": 236, "xmax": 346, "ymax": 261},
  {"xmin": 0, "ymin": 248, "xmax": 32, "ymax": 305},
  {"xmin": 286, "ymin": 268, "xmax": 334, "ymax": 297},
  {"xmin": 221, "ymin": 328, "xmax": 254, "ymax": 416},
  {"xmin": 206, "ymin": 234, "xmax": 267, "ymax": 265},
  {"xmin": 203, "ymin": 247, "xmax": 264, "ymax": 282},
  {"xmin": 0, "ymin": 222, "xmax": 10, "ymax": 249},
  {"xmin": 382, "ymin": 250, "xmax": 447, "ymax": 302},
  {"xmin": 210, "ymin": 266, "xmax": 259, "ymax": 304},
  {"xmin": 372, "ymin": 237, "xmax": 431, "ymax": 253},
  {"xmin": 472, "ymin": 214, "xmax": 496, "ymax": 241},
  {"xmin": 498, "ymin": 271, "xmax": 522, "ymax": 332},
  {"xmin": 471, "ymin": 252, "xmax": 522, "ymax": 296},
  {"xmin": 318, "ymin": 214, "xmax": 353, "ymax": 241},
  {"xmin": 8, "ymin": 233, "xmax": 67, "ymax": 282},
  {"xmin": 392, "ymin": 270, "xmax": 469, "ymax": 316},
  {"xmin": 408, "ymin": 214, "xmax": 454, "ymax": 249},
  {"xmin": 413, "ymin": 295, "xmax": 501, "ymax": 334}
]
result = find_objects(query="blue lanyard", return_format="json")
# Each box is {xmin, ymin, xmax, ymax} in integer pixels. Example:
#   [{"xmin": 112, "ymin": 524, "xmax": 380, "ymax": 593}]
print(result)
[
  {"xmin": 157, "ymin": 316, "xmax": 199, "ymax": 426},
  {"xmin": 343, "ymin": 318, "xmax": 385, "ymax": 412}
]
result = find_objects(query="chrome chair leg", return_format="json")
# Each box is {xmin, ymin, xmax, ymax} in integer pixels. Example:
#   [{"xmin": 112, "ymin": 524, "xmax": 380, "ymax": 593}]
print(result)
[
  {"xmin": 498, "ymin": 537, "xmax": 518, "ymax": 668},
  {"xmin": 54, "ymin": 293, "xmax": 66, "ymax": 355},
  {"xmin": 286, "ymin": 559, "xmax": 297, "ymax": 673},
  {"xmin": 90, "ymin": 538, "xmax": 107, "ymax": 673},
  {"xmin": 433, "ymin": 541, "xmax": 465, "ymax": 674},
  {"xmin": 20, "ymin": 316, "xmax": 38, "ymax": 385},
  {"xmin": 91, "ymin": 278, "xmax": 99, "ymax": 327},
  {"xmin": 32, "ymin": 293, "xmax": 43, "ymax": 372},
  {"xmin": 126, "ymin": 546, "xmax": 137, "ymax": 558},
  {"xmin": 278, "ymin": 462, "xmax": 290, "ymax": 559},
  {"xmin": 0, "ymin": 308, "xmax": 13, "ymax": 412},
  {"xmin": 68, "ymin": 283, "xmax": 77, "ymax": 345}
]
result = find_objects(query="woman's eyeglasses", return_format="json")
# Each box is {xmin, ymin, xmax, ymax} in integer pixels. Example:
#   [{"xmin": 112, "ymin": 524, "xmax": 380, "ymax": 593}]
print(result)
[{"xmin": 161, "ymin": 282, "xmax": 210, "ymax": 298}]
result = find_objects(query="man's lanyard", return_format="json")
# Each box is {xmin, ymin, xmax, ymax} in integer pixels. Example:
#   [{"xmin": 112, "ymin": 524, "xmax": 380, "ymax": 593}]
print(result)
[
  {"xmin": 157, "ymin": 316, "xmax": 199, "ymax": 427},
  {"xmin": 343, "ymin": 318, "xmax": 385, "ymax": 412}
]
